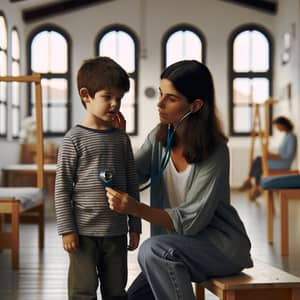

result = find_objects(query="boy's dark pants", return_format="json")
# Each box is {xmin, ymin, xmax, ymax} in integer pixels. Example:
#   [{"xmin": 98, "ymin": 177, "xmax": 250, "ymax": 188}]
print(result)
[{"xmin": 68, "ymin": 235, "xmax": 128, "ymax": 300}]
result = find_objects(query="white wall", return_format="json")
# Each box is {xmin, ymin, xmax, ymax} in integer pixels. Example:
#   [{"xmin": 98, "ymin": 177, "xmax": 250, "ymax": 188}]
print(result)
[
  {"xmin": 5, "ymin": 0, "xmax": 299, "ymax": 186},
  {"xmin": 273, "ymin": 0, "xmax": 300, "ymax": 169}
]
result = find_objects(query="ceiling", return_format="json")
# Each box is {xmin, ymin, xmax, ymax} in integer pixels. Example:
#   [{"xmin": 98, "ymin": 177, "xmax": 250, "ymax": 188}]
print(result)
[{"xmin": 9, "ymin": 0, "xmax": 278, "ymax": 23}]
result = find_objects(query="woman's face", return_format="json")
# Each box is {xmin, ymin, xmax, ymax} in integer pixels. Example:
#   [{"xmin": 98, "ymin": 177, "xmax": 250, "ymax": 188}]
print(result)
[
  {"xmin": 157, "ymin": 79, "xmax": 192, "ymax": 125},
  {"xmin": 274, "ymin": 123, "xmax": 286, "ymax": 132}
]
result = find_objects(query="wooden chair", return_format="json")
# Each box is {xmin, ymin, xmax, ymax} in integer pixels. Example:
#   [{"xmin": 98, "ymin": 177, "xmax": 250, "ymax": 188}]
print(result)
[
  {"xmin": 261, "ymin": 174, "xmax": 300, "ymax": 256},
  {"xmin": 0, "ymin": 74, "xmax": 45, "ymax": 269}
]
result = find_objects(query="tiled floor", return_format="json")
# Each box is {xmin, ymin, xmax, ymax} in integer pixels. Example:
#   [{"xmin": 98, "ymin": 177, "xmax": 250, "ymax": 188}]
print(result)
[{"xmin": 0, "ymin": 189, "xmax": 300, "ymax": 299}]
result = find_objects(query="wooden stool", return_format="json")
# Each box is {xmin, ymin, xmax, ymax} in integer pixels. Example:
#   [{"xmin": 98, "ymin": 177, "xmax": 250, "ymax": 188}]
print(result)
[{"xmin": 194, "ymin": 259, "xmax": 300, "ymax": 300}]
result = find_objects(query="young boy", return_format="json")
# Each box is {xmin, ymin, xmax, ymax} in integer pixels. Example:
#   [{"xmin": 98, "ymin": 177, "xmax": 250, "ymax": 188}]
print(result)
[{"xmin": 55, "ymin": 57, "xmax": 141, "ymax": 300}]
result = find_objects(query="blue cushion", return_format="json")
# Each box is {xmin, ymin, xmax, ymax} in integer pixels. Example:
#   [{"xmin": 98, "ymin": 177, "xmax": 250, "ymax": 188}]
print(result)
[{"xmin": 261, "ymin": 174, "xmax": 300, "ymax": 190}]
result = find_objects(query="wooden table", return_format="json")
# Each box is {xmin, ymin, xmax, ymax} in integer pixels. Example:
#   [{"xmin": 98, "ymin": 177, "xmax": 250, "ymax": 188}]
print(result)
[{"xmin": 1, "ymin": 164, "xmax": 56, "ymax": 198}]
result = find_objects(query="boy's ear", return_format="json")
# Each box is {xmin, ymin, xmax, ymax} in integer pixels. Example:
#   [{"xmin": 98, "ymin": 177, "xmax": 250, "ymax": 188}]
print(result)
[
  {"xmin": 191, "ymin": 99, "xmax": 204, "ymax": 113},
  {"xmin": 79, "ymin": 87, "xmax": 90, "ymax": 101}
]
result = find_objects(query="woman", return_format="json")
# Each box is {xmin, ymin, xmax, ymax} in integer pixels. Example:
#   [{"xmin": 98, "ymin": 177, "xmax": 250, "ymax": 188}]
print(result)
[
  {"xmin": 239, "ymin": 116, "xmax": 297, "ymax": 200},
  {"xmin": 107, "ymin": 60, "xmax": 253, "ymax": 300}
]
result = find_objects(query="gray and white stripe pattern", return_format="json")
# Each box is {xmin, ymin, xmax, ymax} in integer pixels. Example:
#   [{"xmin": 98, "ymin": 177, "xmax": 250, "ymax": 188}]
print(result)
[{"xmin": 55, "ymin": 125, "xmax": 141, "ymax": 236}]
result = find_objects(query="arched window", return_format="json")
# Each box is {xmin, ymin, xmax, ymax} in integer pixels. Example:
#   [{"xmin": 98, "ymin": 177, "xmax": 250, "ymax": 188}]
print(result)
[
  {"xmin": 0, "ymin": 13, "xmax": 7, "ymax": 137},
  {"xmin": 162, "ymin": 24, "xmax": 206, "ymax": 68},
  {"xmin": 28, "ymin": 25, "xmax": 71, "ymax": 136},
  {"xmin": 11, "ymin": 27, "xmax": 21, "ymax": 138},
  {"xmin": 229, "ymin": 25, "xmax": 273, "ymax": 136},
  {"xmin": 96, "ymin": 25, "xmax": 138, "ymax": 135}
]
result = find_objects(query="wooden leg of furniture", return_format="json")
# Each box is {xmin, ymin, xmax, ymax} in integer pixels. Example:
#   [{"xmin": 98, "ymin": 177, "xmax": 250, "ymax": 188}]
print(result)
[
  {"xmin": 280, "ymin": 191, "xmax": 288, "ymax": 256},
  {"xmin": 194, "ymin": 283, "xmax": 205, "ymax": 300},
  {"xmin": 266, "ymin": 190, "xmax": 274, "ymax": 244},
  {"xmin": 292, "ymin": 288, "xmax": 300, "ymax": 300},
  {"xmin": 38, "ymin": 203, "xmax": 44, "ymax": 249},
  {"xmin": 222, "ymin": 288, "xmax": 294, "ymax": 300},
  {"xmin": 11, "ymin": 202, "xmax": 20, "ymax": 270}
]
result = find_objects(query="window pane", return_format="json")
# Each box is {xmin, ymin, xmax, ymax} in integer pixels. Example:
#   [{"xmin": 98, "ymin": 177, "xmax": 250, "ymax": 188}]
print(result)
[
  {"xmin": 166, "ymin": 30, "xmax": 202, "ymax": 67},
  {"xmin": 233, "ymin": 106, "xmax": 251, "ymax": 132},
  {"xmin": 184, "ymin": 31, "xmax": 202, "ymax": 61},
  {"xmin": 0, "ymin": 103, "xmax": 6, "ymax": 134},
  {"xmin": 0, "ymin": 16, "xmax": 7, "ymax": 49},
  {"xmin": 99, "ymin": 31, "xmax": 135, "ymax": 73},
  {"xmin": 12, "ymin": 107, "xmax": 20, "ymax": 137},
  {"xmin": 50, "ymin": 31, "xmax": 67, "ymax": 73},
  {"xmin": 0, "ymin": 51, "xmax": 7, "ymax": 75},
  {"xmin": 252, "ymin": 78, "xmax": 269, "ymax": 103},
  {"xmin": 121, "ymin": 79, "xmax": 135, "ymax": 134},
  {"xmin": 234, "ymin": 31, "xmax": 250, "ymax": 72},
  {"xmin": 251, "ymin": 31, "xmax": 269, "ymax": 72},
  {"xmin": 49, "ymin": 107, "xmax": 67, "ymax": 132},
  {"xmin": 31, "ymin": 32, "xmax": 50, "ymax": 73},
  {"xmin": 166, "ymin": 31, "xmax": 184, "ymax": 67},
  {"xmin": 99, "ymin": 31, "xmax": 117, "ymax": 58},
  {"xmin": 0, "ymin": 81, "xmax": 6, "ymax": 98},
  {"xmin": 12, "ymin": 82, "xmax": 20, "ymax": 105},
  {"xmin": 12, "ymin": 61, "xmax": 20, "ymax": 76},
  {"xmin": 31, "ymin": 31, "xmax": 67, "ymax": 73},
  {"xmin": 12, "ymin": 29, "xmax": 20, "ymax": 60},
  {"xmin": 117, "ymin": 32, "xmax": 135, "ymax": 73},
  {"xmin": 122, "ymin": 78, "xmax": 135, "ymax": 105},
  {"xmin": 233, "ymin": 78, "xmax": 251, "ymax": 104},
  {"xmin": 121, "ymin": 106, "xmax": 134, "ymax": 134},
  {"xmin": 42, "ymin": 78, "xmax": 67, "ymax": 104}
]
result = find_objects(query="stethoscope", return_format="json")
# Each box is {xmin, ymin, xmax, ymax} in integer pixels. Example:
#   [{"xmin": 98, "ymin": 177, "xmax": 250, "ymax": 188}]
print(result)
[
  {"xmin": 99, "ymin": 110, "xmax": 193, "ymax": 191},
  {"xmin": 138, "ymin": 110, "xmax": 192, "ymax": 191}
]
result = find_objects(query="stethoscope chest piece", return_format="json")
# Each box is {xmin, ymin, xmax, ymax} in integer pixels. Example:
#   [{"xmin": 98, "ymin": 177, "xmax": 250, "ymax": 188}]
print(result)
[{"xmin": 99, "ymin": 170, "xmax": 113, "ymax": 188}]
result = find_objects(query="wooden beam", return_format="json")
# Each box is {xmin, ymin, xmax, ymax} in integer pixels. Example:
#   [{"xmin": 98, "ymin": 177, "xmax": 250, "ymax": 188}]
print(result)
[
  {"xmin": 22, "ymin": 0, "xmax": 115, "ymax": 23},
  {"xmin": 221, "ymin": 0, "xmax": 277, "ymax": 14}
]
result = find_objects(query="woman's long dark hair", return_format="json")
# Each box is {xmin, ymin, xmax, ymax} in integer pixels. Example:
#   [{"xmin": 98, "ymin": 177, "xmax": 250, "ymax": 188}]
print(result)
[
  {"xmin": 156, "ymin": 60, "xmax": 227, "ymax": 163},
  {"xmin": 272, "ymin": 116, "xmax": 294, "ymax": 132}
]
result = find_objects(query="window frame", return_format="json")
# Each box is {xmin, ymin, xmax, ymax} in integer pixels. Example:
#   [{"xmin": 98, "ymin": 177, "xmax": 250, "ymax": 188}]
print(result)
[
  {"xmin": 11, "ymin": 26, "xmax": 21, "ymax": 139},
  {"xmin": 95, "ymin": 24, "xmax": 139, "ymax": 136},
  {"xmin": 0, "ymin": 12, "xmax": 8, "ymax": 138},
  {"xmin": 228, "ymin": 24, "xmax": 273, "ymax": 137},
  {"xmin": 27, "ymin": 24, "xmax": 72, "ymax": 136},
  {"xmin": 161, "ymin": 23, "xmax": 206, "ymax": 70}
]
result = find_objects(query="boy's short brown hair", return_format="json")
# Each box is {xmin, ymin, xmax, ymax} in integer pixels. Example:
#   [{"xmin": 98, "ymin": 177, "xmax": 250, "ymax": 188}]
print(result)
[{"xmin": 77, "ymin": 57, "xmax": 130, "ymax": 107}]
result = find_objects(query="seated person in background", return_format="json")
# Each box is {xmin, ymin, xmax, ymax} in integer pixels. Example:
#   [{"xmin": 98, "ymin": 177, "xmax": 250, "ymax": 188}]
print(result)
[{"xmin": 239, "ymin": 116, "xmax": 297, "ymax": 200}]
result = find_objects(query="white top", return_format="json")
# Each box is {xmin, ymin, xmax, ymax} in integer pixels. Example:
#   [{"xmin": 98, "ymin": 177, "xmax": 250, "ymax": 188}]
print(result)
[{"xmin": 163, "ymin": 158, "xmax": 191, "ymax": 208}]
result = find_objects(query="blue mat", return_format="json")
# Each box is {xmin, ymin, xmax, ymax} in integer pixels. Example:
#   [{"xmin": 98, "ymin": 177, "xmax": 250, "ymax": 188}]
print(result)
[{"xmin": 261, "ymin": 174, "xmax": 300, "ymax": 190}]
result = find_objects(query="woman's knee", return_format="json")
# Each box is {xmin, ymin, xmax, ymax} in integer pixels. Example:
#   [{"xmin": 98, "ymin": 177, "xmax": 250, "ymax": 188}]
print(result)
[{"xmin": 138, "ymin": 236, "xmax": 169, "ymax": 266}]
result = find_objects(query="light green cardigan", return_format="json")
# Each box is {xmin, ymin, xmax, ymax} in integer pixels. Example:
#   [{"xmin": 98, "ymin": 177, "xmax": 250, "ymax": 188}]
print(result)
[{"xmin": 135, "ymin": 126, "xmax": 253, "ymax": 269}]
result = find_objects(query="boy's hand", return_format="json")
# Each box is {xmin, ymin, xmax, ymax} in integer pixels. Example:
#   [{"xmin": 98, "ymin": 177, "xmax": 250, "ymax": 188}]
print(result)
[
  {"xmin": 128, "ymin": 232, "xmax": 140, "ymax": 251},
  {"xmin": 62, "ymin": 232, "xmax": 79, "ymax": 253},
  {"xmin": 112, "ymin": 112, "xmax": 126, "ymax": 130}
]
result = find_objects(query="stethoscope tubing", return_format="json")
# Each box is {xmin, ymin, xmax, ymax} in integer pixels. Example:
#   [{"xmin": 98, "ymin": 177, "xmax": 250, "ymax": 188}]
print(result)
[{"xmin": 139, "ymin": 111, "xmax": 192, "ymax": 192}]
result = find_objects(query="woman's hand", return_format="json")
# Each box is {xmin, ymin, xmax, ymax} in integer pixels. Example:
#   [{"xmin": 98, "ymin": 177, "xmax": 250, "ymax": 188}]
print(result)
[
  {"xmin": 106, "ymin": 187, "xmax": 138, "ymax": 215},
  {"xmin": 62, "ymin": 232, "xmax": 79, "ymax": 253},
  {"xmin": 111, "ymin": 112, "xmax": 126, "ymax": 130}
]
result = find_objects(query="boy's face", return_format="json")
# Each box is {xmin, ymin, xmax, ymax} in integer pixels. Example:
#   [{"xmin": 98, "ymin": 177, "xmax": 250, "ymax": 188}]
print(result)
[{"xmin": 84, "ymin": 88, "xmax": 125, "ymax": 124}]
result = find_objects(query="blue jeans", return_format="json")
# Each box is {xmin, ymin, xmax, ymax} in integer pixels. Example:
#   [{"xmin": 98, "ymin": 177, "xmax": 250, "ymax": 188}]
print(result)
[
  {"xmin": 128, "ymin": 234, "xmax": 243, "ymax": 300},
  {"xmin": 249, "ymin": 156, "xmax": 262, "ymax": 185}
]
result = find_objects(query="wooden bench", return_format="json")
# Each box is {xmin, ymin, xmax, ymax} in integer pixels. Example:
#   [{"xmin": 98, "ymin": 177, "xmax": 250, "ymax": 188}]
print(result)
[
  {"xmin": 194, "ymin": 259, "xmax": 300, "ymax": 300},
  {"xmin": 0, "ymin": 189, "xmax": 44, "ymax": 269}
]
